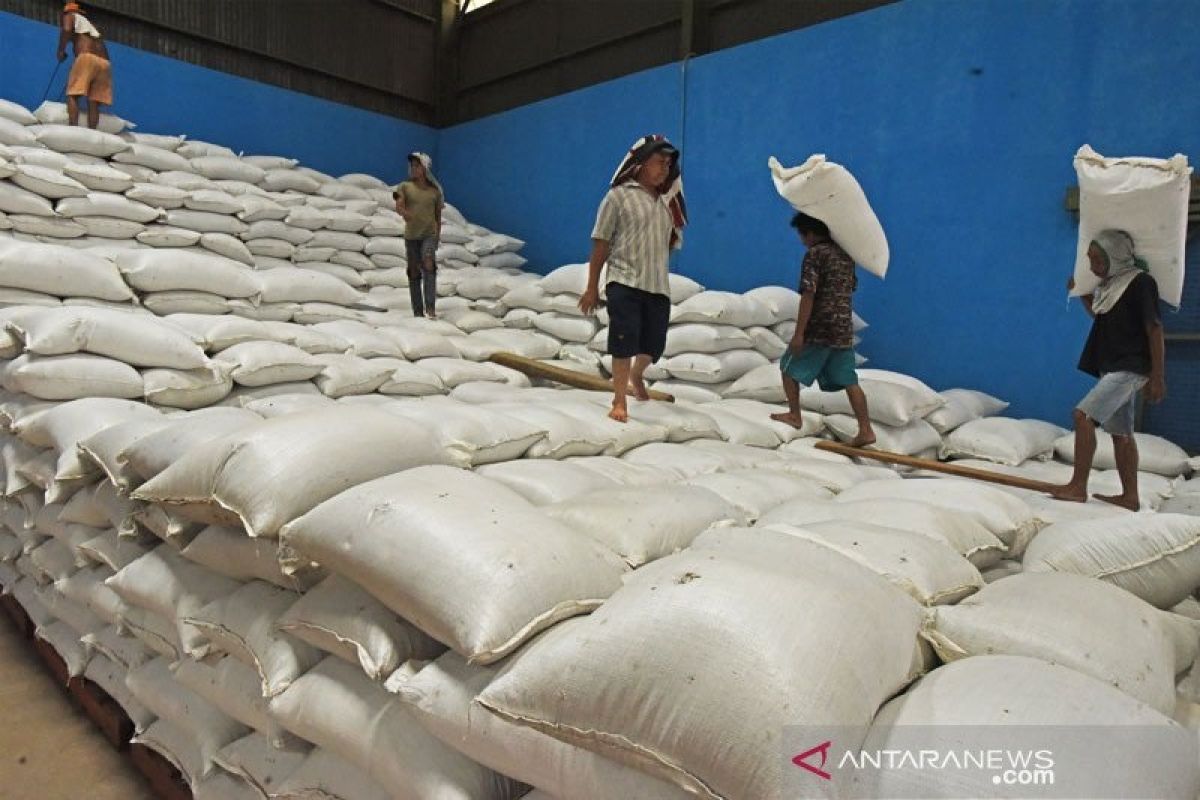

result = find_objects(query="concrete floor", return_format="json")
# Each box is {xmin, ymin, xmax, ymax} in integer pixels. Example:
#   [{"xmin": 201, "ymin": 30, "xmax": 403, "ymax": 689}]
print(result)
[{"xmin": 0, "ymin": 615, "xmax": 153, "ymax": 800}]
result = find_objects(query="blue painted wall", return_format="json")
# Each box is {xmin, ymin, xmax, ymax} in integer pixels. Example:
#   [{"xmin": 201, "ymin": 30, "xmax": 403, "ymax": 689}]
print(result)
[
  {"xmin": 0, "ymin": 10, "xmax": 435, "ymax": 181},
  {"xmin": 438, "ymin": 0, "xmax": 1200, "ymax": 423}
]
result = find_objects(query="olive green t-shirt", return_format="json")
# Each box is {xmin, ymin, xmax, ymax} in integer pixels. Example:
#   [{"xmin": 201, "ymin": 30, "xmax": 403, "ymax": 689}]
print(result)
[{"xmin": 398, "ymin": 180, "xmax": 443, "ymax": 240}]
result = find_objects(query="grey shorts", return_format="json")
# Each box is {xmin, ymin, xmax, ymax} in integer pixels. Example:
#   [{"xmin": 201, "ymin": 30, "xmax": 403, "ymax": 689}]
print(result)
[
  {"xmin": 1077, "ymin": 371, "xmax": 1147, "ymax": 436},
  {"xmin": 404, "ymin": 236, "xmax": 438, "ymax": 266}
]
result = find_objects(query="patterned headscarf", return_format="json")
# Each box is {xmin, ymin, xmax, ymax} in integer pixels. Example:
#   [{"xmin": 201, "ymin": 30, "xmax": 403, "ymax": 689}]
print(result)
[
  {"xmin": 1090, "ymin": 229, "xmax": 1148, "ymax": 314},
  {"xmin": 610, "ymin": 134, "xmax": 687, "ymax": 249}
]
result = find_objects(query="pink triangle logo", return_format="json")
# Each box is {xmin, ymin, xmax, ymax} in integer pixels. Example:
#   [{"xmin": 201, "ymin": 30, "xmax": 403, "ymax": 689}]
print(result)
[{"xmin": 793, "ymin": 740, "xmax": 833, "ymax": 780}]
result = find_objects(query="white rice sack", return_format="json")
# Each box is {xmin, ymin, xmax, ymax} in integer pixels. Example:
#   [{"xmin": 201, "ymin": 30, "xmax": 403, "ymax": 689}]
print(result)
[
  {"xmin": 477, "ymin": 531, "xmax": 924, "ymax": 800},
  {"xmin": 11, "ymin": 164, "xmax": 90, "ymax": 199},
  {"xmin": 310, "ymin": 230, "xmax": 367, "ymax": 252},
  {"xmin": 1071, "ymin": 145, "xmax": 1191, "ymax": 307},
  {"xmin": 177, "ymin": 187, "xmax": 237, "ymax": 213},
  {"xmin": 924, "ymin": 387, "xmax": 1010, "ymax": 434},
  {"xmin": 662, "ymin": 324, "xmax": 754, "ymax": 357},
  {"xmin": 858, "ymin": 655, "xmax": 1198, "ymax": 800},
  {"xmin": 241, "ymin": 219, "xmax": 314, "ymax": 245},
  {"xmin": 236, "ymin": 194, "xmax": 288, "ymax": 223},
  {"xmin": 183, "ymin": 580, "xmax": 323, "ymax": 697},
  {"xmin": 189, "ymin": 156, "xmax": 265, "ymax": 184},
  {"xmin": 245, "ymin": 237, "xmax": 294, "ymax": 258},
  {"xmin": 543, "ymin": 484, "xmax": 742, "ymax": 566},
  {"xmin": 260, "ymin": 168, "xmax": 320, "ymax": 194},
  {"xmin": 126, "ymin": 182, "xmax": 187, "ymax": 210},
  {"xmin": 63, "ymin": 163, "xmax": 134, "ymax": 193},
  {"xmin": 309, "ymin": 353, "xmax": 389, "ymax": 398},
  {"xmin": 0, "ymin": 117, "xmax": 37, "ymax": 147},
  {"xmin": 3, "ymin": 353, "xmax": 143, "ymax": 400},
  {"xmin": 277, "ymin": 574, "xmax": 446, "ymax": 681},
  {"xmin": 155, "ymin": 170, "xmax": 218, "ymax": 192},
  {"xmin": 113, "ymin": 142, "xmax": 191, "ymax": 172},
  {"xmin": 173, "ymin": 656, "xmax": 294, "ymax": 748},
  {"xmin": 797, "ymin": 368, "xmax": 942, "ymax": 427},
  {"xmin": 181, "ymin": 525, "xmax": 322, "ymax": 591},
  {"xmin": 395, "ymin": 651, "xmax": 692, "ymax": 800},
  {"xmin": 163, "ymin": 208, "xmax": 248, "ymax": 236},
  {"xmin": 35, "ymin": 101, "xmax": 133, "ymax": 134},
  {"xmin": 107, "ymin": 544, "xmax": 242, "ymax": 657},
  {"xmin": 377, "ymin": 396, "xmax": 547, "ymax": 465},
  {"xmin": 279, "ymin": 465, "xmax": 628, "ymax": 663},
  {"xmin": 73, "ymin": 216, "xmax": 144, "ymax": 239},
  {"xmin": 769, "ymin": 154, "xmax": 889, "ymax": 276},
  {"xmin": 671, "ymin": 290, "xmax": 774, "ymax": 327},
  {"xmin": 662, "ymin": 350, "xmax": 770, "ymax": 384},
  {"xmin": 464, "ymin": 328, "xmax": 562, "ymax": 360},
  {"xmin": 141, "ymin": 291, "xmax": 231, "ymax": 315},
  {"xmin": 7, "ymin": 306, "xmax": 209, "ymax": 368},
  {"xmin": 1054, "ymin": 431, "xmax": 1191, "ymax": 478},
  {"xmin": 35, "ymin": 124, "xmax": 129, "ymax": 158},
  {"xmin": 761, "ymin": 496, "xmax": 1007, "ymax": 568},
  {"xmin": 537, "ymin": 263, "xmax": 589, "ymax": 295},
  {"xmin": 824, "ymin": 413, "xmax": 939, "ymax": 456},
  {"xmin": 212, "ymin": 341, "xmax": 322, "ymax": 386},
  {"xmin": 268, "ymin": 656, "xmax": 521, "ymax": 800},
  {"xmin": 474, "ymin": 459, "xmax": 622, "ymax": 505},
  {"xmin": 682, "ymin": 468, "xmax": 832, "ymax": 524},
  {"xmin": 722, "ymin": 362, "xmax": 787, "ymax": 402},
  {"xmin": 125, "ymin": 656, "xmax": 249, "ymax": 777},
  {"xmin": 0, "ymin": 99, "xmax": 37, "ymax": 126},
  {"xmin": 8, "ymin": 213, "xmax": 87, "ymax": 238},
  {"xmin": 1022, "ymin": 514, "xmax": 1200, "ymax": 608},
  {"xmin": 742, "ymin": 285, "xmax": 801, "ymax": 324},
  {"xmin": 194, "ymin": 231, "xmax": 254, "ymax": 265},
  {"xmin": 55, "ymin": 191, "xmax": 161, "ymax": 223},
  {"xmin": 924, "ymin": 571, "xmax": 1178, "ymax": 713},
  {"xmin": 766, "ymin": 520, "xmax": 982, "ymax": 605},
  {"xmin": 940, "ymin": 416, "xmax": 1066, "ymax": 466},
  {"xmin": 115, "ymin": 249, "xmax": 259, "ymax": 297},
  {"xmin": 374, "ymin": 360, "xmax": 445, "ymax": 396},
  {"xmin": 255, "ymin": 268, "xmax": 362, "ymax": 305},
  {"xmin": 270, "ymin": 747, "xmax": 391, "ymax": 800},
  {"xmin": 133, "ymin": 407, "xmax": 451, "ymax": 538},
  {"xmin": 0, "ymin": 180, "xmax": 56, "ymax": 216}
]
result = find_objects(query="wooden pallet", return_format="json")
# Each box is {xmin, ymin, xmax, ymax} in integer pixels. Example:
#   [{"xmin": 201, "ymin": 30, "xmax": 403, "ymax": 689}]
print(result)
[
  {"xmin": 130, "ymin": 744, "xmax": 192, "ymax": 800},
  {"xmin": 0, "ymin": 592, "xmax": 34, "ymax": 639},
  {"xmin": 70, "ymin": 677, "xmax": 135, "ymax": 752}
]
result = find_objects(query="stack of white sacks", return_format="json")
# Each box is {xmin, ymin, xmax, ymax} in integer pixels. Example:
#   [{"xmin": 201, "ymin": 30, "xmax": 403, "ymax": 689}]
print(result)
[{"xmin": 1, "ymin": 95, "xmax": 1200, "ymax": 800}]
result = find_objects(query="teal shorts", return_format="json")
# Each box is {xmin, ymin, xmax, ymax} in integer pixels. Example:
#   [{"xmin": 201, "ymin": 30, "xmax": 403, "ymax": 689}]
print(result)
[{"xmin": 779, "ymin": 346, "xmax": 859, "ymax": 392}]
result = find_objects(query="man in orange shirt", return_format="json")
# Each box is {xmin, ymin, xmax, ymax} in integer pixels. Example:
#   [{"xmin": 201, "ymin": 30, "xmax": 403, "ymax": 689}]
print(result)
[{"xmin": 56, "ymin": 3, "xmax": 113, "ymax": 129}]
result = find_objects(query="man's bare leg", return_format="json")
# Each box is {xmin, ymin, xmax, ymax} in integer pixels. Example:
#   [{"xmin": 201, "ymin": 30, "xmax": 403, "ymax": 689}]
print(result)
[
  {"xmin": 1096, "ymin": 433, "xmax": 1141, "ymax": 510},
  {"xmin": 87, "ymin": 100, "xmax": 100, "ymax": 130},
  {"xmin": 609, "ymin": 356, "xmax": 631, "ymax": 422},
  {"xmin": 844, "ymin": 384, "xmax": 877, "ymax": 447},
  {"xmin": 770, "ymin": 373, "xmax": 805, "ymax": 429},
  {"xmin": 1050, "ymin": 409, "xmax": 1095, "ymax": 502},
  {"xmin": 628, "ymin": 354, "xmax": 652, "ymax": 401},
  {"xmin": 67, "ymin": 95, "xmax": 81, "ymax": 126}
]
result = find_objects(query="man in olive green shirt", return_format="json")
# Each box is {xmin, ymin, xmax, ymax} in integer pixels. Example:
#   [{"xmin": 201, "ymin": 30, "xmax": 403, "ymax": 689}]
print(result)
[{"xmin": 394, "ymin": 152, "xmax": 444, "ymax": 319}]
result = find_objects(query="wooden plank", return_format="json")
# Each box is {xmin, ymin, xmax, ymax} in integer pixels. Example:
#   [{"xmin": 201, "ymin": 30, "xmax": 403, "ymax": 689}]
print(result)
[
  {"xmin": 814, "ymin": 440, "xmax": 1056, "ymax": 492},
  {"xmin": 32, "ymin": 634, "xmax": 71, "ymax": 687},
  {"xmin": 488, "ymin": 351, "xmax": 675, "ymax": 402},
  {"xmin": 70, "ymin": 678, "xmax": 134, "ymax": 752}
]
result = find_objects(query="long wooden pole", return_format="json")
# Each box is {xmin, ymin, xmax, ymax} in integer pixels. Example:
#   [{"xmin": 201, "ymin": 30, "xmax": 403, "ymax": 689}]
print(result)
[
  {"xmin": 814, "ymin": 440, "xmax": 1056, "ymax": 493},
  {"xmin": 488, "ymin": 352, "xmax": 676, "ymax": 403}
]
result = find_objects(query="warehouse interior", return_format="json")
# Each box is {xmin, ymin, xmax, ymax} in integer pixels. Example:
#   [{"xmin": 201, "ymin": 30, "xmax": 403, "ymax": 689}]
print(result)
[{"xmin": 0, "ymin": 0, "xmax": 1197, "ymax": 798}]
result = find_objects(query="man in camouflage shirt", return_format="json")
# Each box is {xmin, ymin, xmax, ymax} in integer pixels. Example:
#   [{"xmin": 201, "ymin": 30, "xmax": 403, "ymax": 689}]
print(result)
[{"xmin": 771, "ymin": 212, "xmax": 876, "ymax": 447}]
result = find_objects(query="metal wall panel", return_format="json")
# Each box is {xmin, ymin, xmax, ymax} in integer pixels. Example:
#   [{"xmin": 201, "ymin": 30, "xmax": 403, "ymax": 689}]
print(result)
[{"xmin": 1, "ymin": 0, "xmax": 438, "ymax": 122}]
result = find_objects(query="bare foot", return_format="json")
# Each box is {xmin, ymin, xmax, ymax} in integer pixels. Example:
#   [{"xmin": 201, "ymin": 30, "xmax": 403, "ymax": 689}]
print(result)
[
  {"xmin": 1094, "ymin": 493, "xmax": 1140, "ymax": 511},
  {"xmin": 770, "ymin": 412, "xmax": 805, "ymax": 430},
  {"xmin": 1048, "ymin": 484, "xmax": 1088, "ymax": 503},
  {"xmin": 628, "ymin": 375, "xmax": 651, "ymax": 402},
  {"xmin": 847, "ymin": 432, "xmax": 877, "ymax": 449},
  {"xmin": 608, "ymin": 403, "xmax": 628, "ymax": 423},
  {"xmin": 425, "ymin": 311, "xmax": 437, "ymax": 320}
]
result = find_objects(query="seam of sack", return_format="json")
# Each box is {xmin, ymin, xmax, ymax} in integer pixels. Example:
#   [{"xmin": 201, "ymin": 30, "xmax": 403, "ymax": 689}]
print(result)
[
  {"xmin": 468, "ymin": 599, "xmax": 607, "ymax": 666},
  {"xmin": 475, "ymin": 699, "xmax": 725, "ymax": 800},
  {"xmin": 1050, "ymin": 533, "xmax": 1200, "ymax": 581}
]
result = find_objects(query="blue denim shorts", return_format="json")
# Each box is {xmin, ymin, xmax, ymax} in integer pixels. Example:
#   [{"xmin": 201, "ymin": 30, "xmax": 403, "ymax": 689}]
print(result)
[{"xmin": 1077, "ymin": 371, "xmax": 1147, "ymax": 436}]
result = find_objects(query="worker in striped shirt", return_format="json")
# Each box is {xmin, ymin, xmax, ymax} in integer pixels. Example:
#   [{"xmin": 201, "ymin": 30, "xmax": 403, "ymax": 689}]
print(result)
[{"xmin": 579, "ymin": 135, "xmax": 687, "ymax": 422}]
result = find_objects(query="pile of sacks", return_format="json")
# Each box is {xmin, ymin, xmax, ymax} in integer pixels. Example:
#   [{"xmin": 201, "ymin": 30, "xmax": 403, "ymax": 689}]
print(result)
[{"xmin": 1, "ymin": 95, "xmax": 1199, "ymax": 800}]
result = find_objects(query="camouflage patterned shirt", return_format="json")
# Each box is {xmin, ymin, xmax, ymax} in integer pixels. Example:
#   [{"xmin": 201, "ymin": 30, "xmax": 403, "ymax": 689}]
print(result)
[{"xmin": 799, "ymin": 239, "xmax": 857, "ymax": 348}]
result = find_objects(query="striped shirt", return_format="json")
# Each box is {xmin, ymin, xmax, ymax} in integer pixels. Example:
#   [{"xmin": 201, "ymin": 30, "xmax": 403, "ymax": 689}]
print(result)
[{"xmin": 591, "ymin": 181, "xmax": 675, "ymax": 297}]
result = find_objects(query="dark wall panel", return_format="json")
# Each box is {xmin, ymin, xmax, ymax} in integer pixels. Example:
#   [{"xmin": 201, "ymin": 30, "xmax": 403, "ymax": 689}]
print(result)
[{"xmin": 0, "ymin": 0, "xmax": 437, "ymax": 123}]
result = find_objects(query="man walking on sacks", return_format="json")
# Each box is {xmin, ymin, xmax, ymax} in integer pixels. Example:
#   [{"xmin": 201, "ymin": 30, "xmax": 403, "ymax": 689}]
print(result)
[
  {"xmin": 57, "ymin": 3, "xmax": 113, "ymax": 129},
  {"xmin": 579, "ymin": 134, "xmax": 687, "ymax": 422}
]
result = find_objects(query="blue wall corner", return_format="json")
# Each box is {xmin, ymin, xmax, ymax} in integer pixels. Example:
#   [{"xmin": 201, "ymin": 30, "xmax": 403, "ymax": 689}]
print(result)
[
  {"xmin": 436, "ymin": 0, "xmax": 1200, "ymax": 423},
  {"xmin": 0, "ymin": 10, "xmax": 435, "ymax": 182}
]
